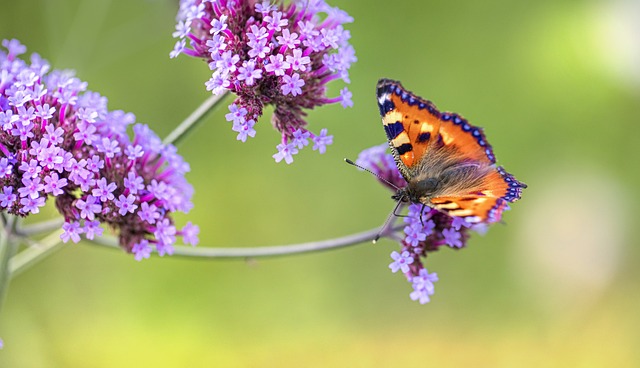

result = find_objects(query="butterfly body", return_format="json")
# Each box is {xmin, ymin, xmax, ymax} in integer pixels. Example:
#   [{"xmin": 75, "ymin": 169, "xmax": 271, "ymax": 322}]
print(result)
[{"xmin": 377, "ymin": 79, "xmax": 526, "ymax": 223}]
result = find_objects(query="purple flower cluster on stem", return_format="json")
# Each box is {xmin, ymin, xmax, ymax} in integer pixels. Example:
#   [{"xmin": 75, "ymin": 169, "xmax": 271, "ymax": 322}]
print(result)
[
  {"xmin": 0, "ymin": 39, "xmax": 199, "ymax": 259},
  {"xmin": 356, "ymin": 143, "xmax": 487, "ymax": 304},
  {"xmin": 172, "ymin": 0, "xmax": 356, "ymax": 163}
]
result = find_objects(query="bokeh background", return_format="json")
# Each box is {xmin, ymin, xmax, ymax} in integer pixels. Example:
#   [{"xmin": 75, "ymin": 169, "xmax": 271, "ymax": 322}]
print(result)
[{"xmin": 1, "ymin": 0, "xmax": 639, "ymax": 366}]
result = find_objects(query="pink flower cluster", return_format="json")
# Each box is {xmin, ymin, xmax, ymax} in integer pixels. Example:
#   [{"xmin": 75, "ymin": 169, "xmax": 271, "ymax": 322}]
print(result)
[
  {"xmin": 172, "ymin": 0, "xmax": 356, "ymax": 163},
  {"xmin": 0, "ymin": 39, "xmax": 199, "ymax": 260}
]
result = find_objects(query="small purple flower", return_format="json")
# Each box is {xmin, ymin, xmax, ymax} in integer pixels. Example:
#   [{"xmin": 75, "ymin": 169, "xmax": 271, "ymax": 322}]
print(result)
[
  {"xmin": 451, "ymin": 216, "xmax": 471, "ymax": 231},
  {"xmin": 247, "ymin": 38, "xmax": 270, "ymax": 59},
  {"xmin": 0, "ymin": 187, "xmax": 17, "ymax": 208},
  {"xmin": 286, "ymin": 49, "xmax": 311, "ymax": 72},
  {"xmin": 19, "ymin": 159, "xmax": 41, "ymax": 178},
  {"xmin": 155, "ymin": 218, "xmax": 176, "ymax": 249},
  {"xmin": 273, "ymin": 142, "xmax": 298, "ymax": 164},
  {"xmin": 340, "ymin": 87, "xmax": 353, "ymax": 108},
  {"xmin": 216, "ymin": 51, "xmax": 239, "ymax": 74},
  {"xmin": 170, "ymin": 39, "xmax": 186, "ymax": 59},
  {"xmin": 96, "ymin": 137, "xmax": 121, "ymax": 158},
  {"xmin": 19, "ymin": 196, "xmax": 46, "ymax": 214},
  {"xmin": 173, "ymin": 20, "xmax": 191, "ymax": 39},
  {"xmin": 276, "ymin": 29, "xmax": 300, "ymax": 50},
  {"xmin": 0, "ymin": 158, "xmax": 13, "ymax": 178},
  {"xmin": 43, "ymin": 173, "xmax": 67, "ymax": 196},
  {"xmin": 237, "ymin": 60, "xmax": 262, "ymax": 86},
  {"xmin": 281, "ymin": 73, "xmax": 305, "ymax": 96},
  {"xmin": 125, "ymin": 145, "xmax": 144, "ymax": 160},
  {"xmin": 75, "ymin": 195, "xmax": 102, "ymax": 221},
  {"xmin": 132, "ymin": 240, "xmax": 152, "ymax": 261},
  {"xmin": 248, "ymin": 24, "xmax": 269, "ymax": 40},
  {"xmin": 233, "ymin": 119, "xmax": 256, "ymax": 142},
  {"xmin": 35, "ymin": 104, "xmax": 55, "ymax": 120},
  {"xmin": 83, "ymin": 220, "xmax": 104, "ymax": 240},
  {"xmin": 404, "ymin": 223, "xmax": 427, "ymax": 248},
  {"xmin": 61, "ymin": 221, "xmax": 83, "ymax": 243},
  {"xmin": 291, "ymin": 129, "xmax": 310, "ymax": 149},
  {"xmin": 225, "ymin": 104, "xmax": 248, "ymax": 124},
  {"xmin": 18, "ymin": 177, "xmax": 44, "ymax": 199},
  {"xmin": 264, "ymin": 11, "xmax": 288, "ymax": 32},
  {"xmin": 443, "ymin": 228, "xmax": 463, "ymax": 248},
  {"xmin": 210, "ymin": 14, "xmax": 228, "ymax": 35},
  {"xmin": 265, "ymin": 54, "xmax": 289, "ymax": 76},
  {"xmin": 114, "ymin": 194, "xmax": 138, "ymax": 216},
  {"xmin": 124, "ymin": 172, "xmax": 145, "ymax": 195},
  {"xmin": 181, "ymin": 222, "xmax": 199, "ymax": 246},
  {"xmin": 410, "ymin": 268, "xmax": 439, "ymax": 304},
  {"xmin": 92, "ymin": 178, "xmax": 116, "ymax": 202},
  {"xmin": 389, "ymin": 250, "xmax": 414, "ymax": 273},
  {"xmin": 255, "ymin": 0, "xmax": 275, "ymax": 15},
  {"xmin": 3, "ymin": 39, "xmax": 26, "ymax": 57},
  {"xmin": 138, "ymin": 202, "xmax": 160, "ymax": 224},
  {"xmin": 15, "ymin": 105, "xmax": 36, "ymax": 126},
  {"xmin": 311, "ymin": 129, "xmax": 333, "ymax": 154},
  {"xmin": 156, "ymin": 242, "xmax": 175, "ymax": 257}
]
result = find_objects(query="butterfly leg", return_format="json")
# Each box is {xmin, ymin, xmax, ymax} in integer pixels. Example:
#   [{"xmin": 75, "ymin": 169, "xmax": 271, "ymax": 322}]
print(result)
[{"xmin": 419, "ymin": 203, "xmax": 427, "ymax": 227}]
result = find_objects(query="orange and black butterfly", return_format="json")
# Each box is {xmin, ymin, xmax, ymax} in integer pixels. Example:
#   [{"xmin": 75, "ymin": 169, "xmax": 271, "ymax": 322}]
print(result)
[{"xmin": 376, "ymin": 79, "xmax": 526, "ymax": 223}]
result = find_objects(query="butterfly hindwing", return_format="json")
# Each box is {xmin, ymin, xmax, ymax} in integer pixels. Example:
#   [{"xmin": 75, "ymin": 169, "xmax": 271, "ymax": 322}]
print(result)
[
  {"xmin": 429, "ymin": 166, "xmax": 524, "ymax": 222},
  {"xmin": 376, "ymin": 78, "xmax": 526, "ymax": 223}
]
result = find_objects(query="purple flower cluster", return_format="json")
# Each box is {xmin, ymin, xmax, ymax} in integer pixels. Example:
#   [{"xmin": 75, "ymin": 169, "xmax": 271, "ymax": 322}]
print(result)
[
  {"xmin": 0, "ymin": 39, "xmax": 199, "ymax": 259},
  {"xmin": 172, "ymin": 0, "xmax": 356, "ymax": 163},
  {"xmin": 357, "ymin": 144, "xmax": 487, "ymax": 304}
]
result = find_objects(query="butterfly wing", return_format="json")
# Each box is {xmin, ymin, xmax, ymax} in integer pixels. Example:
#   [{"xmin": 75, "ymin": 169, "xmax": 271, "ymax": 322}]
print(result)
[
  {"xmin": 429, "ymin": 166, "xmax": 526, "ymax": 223},
  {"xmin": 376, "ymin": 79, "xmax": 526, "ymax": 223},
  {"xmin": 377, "ymin": 78, "xmax": 443, "ymax": 181}
]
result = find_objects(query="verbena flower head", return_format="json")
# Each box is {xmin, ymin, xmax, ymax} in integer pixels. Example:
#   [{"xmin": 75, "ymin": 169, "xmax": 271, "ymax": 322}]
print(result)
[
  {"xmin": 357, "ymin": 143, "xmax": 488, "ymax": 304},
  {"xmin": 0, "ymin": 39, "xmax": 199, "ymax": 258},
  {"xmin": 172, "ymin": 0, "xmax": 356, "ymax": 163}
]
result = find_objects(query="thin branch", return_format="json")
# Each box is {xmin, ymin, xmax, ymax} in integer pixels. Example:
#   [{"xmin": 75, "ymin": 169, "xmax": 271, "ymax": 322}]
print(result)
[
  {"xmin": 16, "ymin": 217, "xmax": 65, "ymax": 236},
  {"xmin": 9, "ymin": 230, "xmax": 66, "ymax": 278},
  {"xmin": 162, "ymin": 92, "xmax": 229, "ymax": 146},
  {"xmin": 0, "ymin": 215, "xmax": 18, "ymax": 313},
  {"xmin": 88, "ymin": 227, "xmax": 386, "ymax": 259}
]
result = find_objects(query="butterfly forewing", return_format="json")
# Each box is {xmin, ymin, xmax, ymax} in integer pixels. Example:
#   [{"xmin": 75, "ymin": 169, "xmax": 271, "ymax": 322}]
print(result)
[{"xmin": 377, "ymin": 79, "xmax": 442, "ymax": 180}]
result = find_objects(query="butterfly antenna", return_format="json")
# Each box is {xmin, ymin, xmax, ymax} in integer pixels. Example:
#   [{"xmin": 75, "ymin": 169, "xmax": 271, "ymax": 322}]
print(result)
[{"xmin": 344, "ymin": 158, "xmax": 400, "ymax": 191}]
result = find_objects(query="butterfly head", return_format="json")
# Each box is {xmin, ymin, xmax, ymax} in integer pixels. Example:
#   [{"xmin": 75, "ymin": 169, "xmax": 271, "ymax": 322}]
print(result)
[{"xmin": 392, "ymin": 177, "xmax": 440, "ymax": 204}]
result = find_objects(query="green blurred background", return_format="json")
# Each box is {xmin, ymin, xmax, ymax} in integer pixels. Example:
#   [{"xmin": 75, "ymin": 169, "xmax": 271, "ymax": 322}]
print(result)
[{"xmin": 1, "ymin": 0, "xmax": 639, "ymax": 366}]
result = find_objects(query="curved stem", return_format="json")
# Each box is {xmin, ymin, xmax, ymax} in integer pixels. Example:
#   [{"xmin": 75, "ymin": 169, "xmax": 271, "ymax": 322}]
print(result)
[
  {"xmin": 162, "ymin": 91, "xmax": 230, "ymax": 146},
  {"xmin": 88, "ymin": 227, "xmax": 388, "ymax": 259},
  {"xmin": 0, "ymin": 215, "xmax": 18, "ymax": 314},
  {"xmin": 16, "ymin": 217, "xmax": 65, "ymax": 236},
  {"xmin": 9, "ymin": 230, "xmax": 65, "ymax": 278}
]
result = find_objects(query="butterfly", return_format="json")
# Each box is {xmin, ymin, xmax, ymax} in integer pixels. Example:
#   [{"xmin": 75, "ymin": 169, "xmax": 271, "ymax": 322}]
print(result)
[{"xmin": 376, "ymin": 79, "xmax": 526, "ymax": 223}]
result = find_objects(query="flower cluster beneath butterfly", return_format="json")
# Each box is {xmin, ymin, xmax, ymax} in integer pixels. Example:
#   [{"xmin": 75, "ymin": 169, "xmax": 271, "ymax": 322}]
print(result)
[{"xmin": 354, "ymin": 79, "xmax": 526, "ymax": 304}]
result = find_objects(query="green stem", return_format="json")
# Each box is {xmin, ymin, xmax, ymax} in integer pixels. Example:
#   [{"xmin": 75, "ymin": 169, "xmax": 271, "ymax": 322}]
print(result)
[
  {"xmin": 16, "ymin": 218, "xmax": 64, "ymax": 236},
  {"xmin": 9, "ymin": 230, "xmax": 65, "ymax": 278},
  {"xmin": 88, "ymin": 227, "xmax": 385, "ymax": 259},
  {"xmin": 162, "ymin": 92, "xmax": 229, "ymax": 146},
  {"xmin": 0, "ymin": 215, "xmax": 18, "ymax": 314}
]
